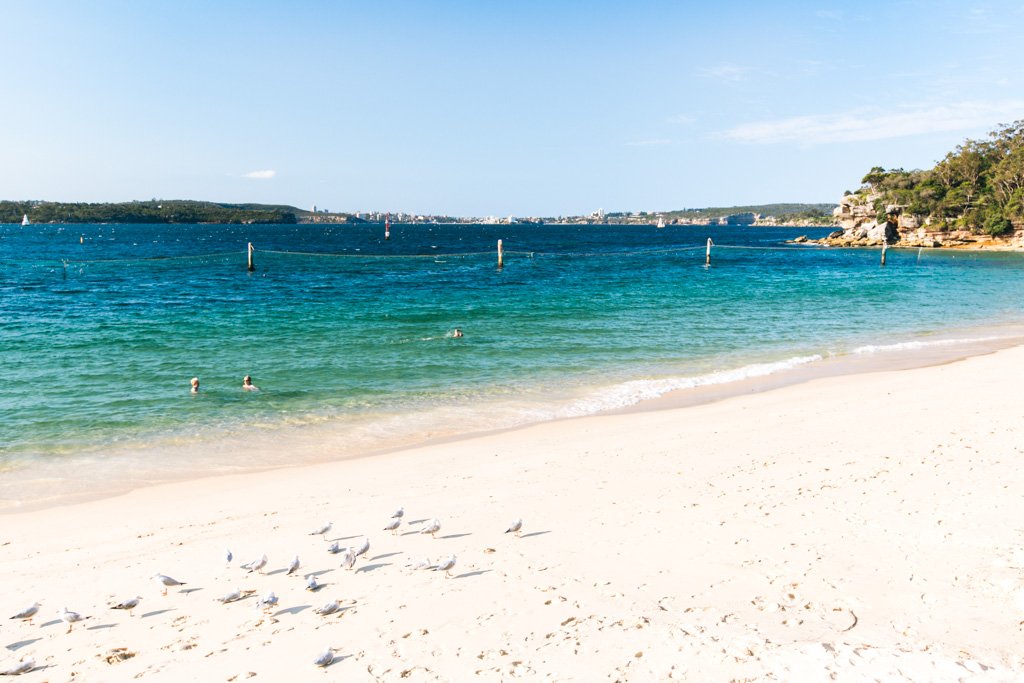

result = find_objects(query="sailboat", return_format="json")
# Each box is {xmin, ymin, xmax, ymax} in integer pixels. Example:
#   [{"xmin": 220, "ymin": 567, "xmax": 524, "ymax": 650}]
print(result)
[
  {"xmin": 656, "ymin": 216, "xmax": 666, "ymax": 229},
  {"xmin": 21, "ymin": 213, "xmax": 30, "ymax": 226}
]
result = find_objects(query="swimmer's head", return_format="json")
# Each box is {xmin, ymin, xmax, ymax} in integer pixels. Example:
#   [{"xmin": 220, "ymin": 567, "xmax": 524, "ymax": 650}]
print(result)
[
  {"xmin": 243, "ymin": 375, "xmax": 252, "ymax": 385},
  {"xmin": 190, "ymin": 377, "xmax": 199, "ymax": 387}
]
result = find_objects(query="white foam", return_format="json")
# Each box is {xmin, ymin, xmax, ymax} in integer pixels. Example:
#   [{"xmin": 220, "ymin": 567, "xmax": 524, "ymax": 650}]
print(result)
[
  {"xmin": 852, "ymin": 335, "xmax": 1005, "ymax": 355},
  {"xmin": 553, "ymin": 354, "xmax": 824, "ymax": 417}
]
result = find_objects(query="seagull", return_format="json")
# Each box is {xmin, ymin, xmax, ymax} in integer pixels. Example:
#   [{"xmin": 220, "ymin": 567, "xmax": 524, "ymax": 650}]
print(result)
[
  {"xmin": 241, "ymin": 554, "xmax": 268, "ymax": 574},
  {"xmin": 255, "ymin": 591, "xmax": 278, "ymax": 613},
  {"xmin": 9, "ymin": 602, "xmax": 40, "ymax": 624},
  {"xmin": 310, "ymin": 522, "xmax": 332, "ymax": 539},
  {"xmin": 314, "ymin": 600, "xmax": 343, "ymax": 616},
  {"xmin": 225, "ymin": 548, "xmax": 233, "ymax": 564},
  {"xmin": 327, "ymin": 542, "xmax": 342, "ymax": 554},
  {"xmin": 0, "ymin": 656, "xmax": 35, "ymax": 676},
  {"xmin": 286, "ymin": 555, "xmax": 301, "ymax": 576},
  {"xmin": 313, "ymin": 647, "xmax": 337, "ymax": 668},
  {"xmin": 391, "ymin": 506, "xmax": 405, "ymax": 519},
  {"xmin": 60, "ymin": 606, "xmax": 87, "ymax": 633},
  {"xmin": 111, "ymin": 596, "xmax": 143, "ymax": 616},
  {"xmin": 505, "ymin": 518, "xmax": 523, "ymax": 537},
  {"xmin": 354, "ymin": 537, "xmax": 370, "ymax": 558},
  {"xmin": 409, "ymin": 557, "xmax": 432, "ymax": 570},
  {"xmin": 383, "ymin": 518, "xmax": 401, "ymax": 535},
  {"xmin": 154, "ymin": 573, "xmax": 186, "ymax": 596},
  {"xmin": 339, "ymin": 547, "xmax": 356, "ymax": 570},
  {"xmin": 434, "ymin": 554, "xmax": 457, "ymax": 578},
  {"xmin": 305, "ymin": 574, "xmax": 321, "ymax": 592},
  {"xmin": 217, "ymin": 589, "xmax": 243, "ymax": 604},
  {"xmin": 421, "ymin": 518, "xmax": 441, "ymax": 538}
]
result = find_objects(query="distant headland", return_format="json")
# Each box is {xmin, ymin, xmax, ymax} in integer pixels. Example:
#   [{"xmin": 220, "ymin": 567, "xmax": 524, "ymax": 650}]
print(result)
[
  {"xmin": 1, "ymin": 200, "xmax": 836, "ymax": 228},
  {"xmin": 819, "ymin": 120, "xmax": 1024, "ymax": 249}
]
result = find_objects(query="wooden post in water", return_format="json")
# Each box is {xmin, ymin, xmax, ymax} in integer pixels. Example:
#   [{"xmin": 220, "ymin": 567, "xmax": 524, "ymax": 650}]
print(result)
[
  {"xmin": 880, "ymin": 240, "xmax": 887, "ymax": 266},
  {"xmin": 247, "ymin": 242, "xmax": 255, "ymax": 272},
  {"xmin": 705, "ymin": 238, "xmax": 713, "ymax": 266},
  {"xmin": 497, "ymin": 239, "xmax": 504, "ymax": 269}
]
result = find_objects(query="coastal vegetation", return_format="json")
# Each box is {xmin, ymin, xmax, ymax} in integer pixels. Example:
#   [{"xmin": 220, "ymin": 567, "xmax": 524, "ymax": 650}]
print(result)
[
  {"xmin": 2, "ymin": 200, "xmax": 299, "ymax": 224},
  {"xmin": 852, "ymin": 120, "xmax": 1024, "ymax": 236}
]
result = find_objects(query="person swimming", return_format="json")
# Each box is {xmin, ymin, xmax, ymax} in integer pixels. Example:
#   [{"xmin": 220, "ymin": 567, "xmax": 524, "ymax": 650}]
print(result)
[
  {"xmin": 452, "ymin": 328, "xmax": 464, "ymax": 338},
  {"xmin": 242, "ymin": 375, "xmax": 259, "ymax": 391},
  {"xmin": 190, "ymin": 377, "xmax": 200, "ymax": 393}
]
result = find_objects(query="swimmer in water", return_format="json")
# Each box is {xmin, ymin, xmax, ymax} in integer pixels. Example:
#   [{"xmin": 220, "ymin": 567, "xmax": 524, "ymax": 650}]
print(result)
[
  {"xmin": 452, "ymin": 328, "xmax": 464, "ymax": 338},
  {"xmin": 242, "ymin": 375, "xmax": 259, "ymax": 391},
  {"xmin": 190, "ymin": 377, "xmax": 200, "ymax": 393}
]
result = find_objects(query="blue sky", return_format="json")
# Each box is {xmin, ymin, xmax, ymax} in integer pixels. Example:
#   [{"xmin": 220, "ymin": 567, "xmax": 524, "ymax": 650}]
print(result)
[{"xmin": 5, "ymin": 1, "xmax": 1024, "ymax": 216}]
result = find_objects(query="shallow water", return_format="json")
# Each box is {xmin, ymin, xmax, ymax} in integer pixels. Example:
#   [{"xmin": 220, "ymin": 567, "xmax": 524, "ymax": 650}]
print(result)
[{"xmin": 2, "ymin": 222, "xmax": 1024, "ymax": 508}]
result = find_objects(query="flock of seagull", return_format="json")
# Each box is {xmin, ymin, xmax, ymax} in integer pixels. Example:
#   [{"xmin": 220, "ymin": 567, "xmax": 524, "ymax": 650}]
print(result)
[{"xmin": 4, "ymin": 507, "xmax": 525, "ymax": 674}]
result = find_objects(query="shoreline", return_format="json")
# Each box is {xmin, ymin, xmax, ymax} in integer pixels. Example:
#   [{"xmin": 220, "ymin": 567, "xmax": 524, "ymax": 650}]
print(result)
[
  {"xmin": 3, "ymin": 341, "xmax": 1024, "ymax": 679},
  {"xmin": 4, "ymin": 323, "xmax": 1024, "ymax": 515}
]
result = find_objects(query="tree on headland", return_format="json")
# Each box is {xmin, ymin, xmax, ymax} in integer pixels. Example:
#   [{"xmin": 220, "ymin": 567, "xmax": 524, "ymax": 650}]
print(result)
[{"xmin": 855, "ymin": 120, "xmax": 1024, "ymax": 236}]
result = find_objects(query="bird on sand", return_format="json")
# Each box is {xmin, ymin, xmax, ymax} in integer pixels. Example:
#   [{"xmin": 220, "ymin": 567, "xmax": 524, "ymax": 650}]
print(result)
[
  {"xmin": 154, "ymin": 573, "xmax": 186, "ymax": 596},
  {"xmin": 421, "ymin": 518, "xmax": 442, "ymax": 538},
  {"xmin": 9, "ymin": 602, "xmax": 40, "ymax": 624},
  {"xmin": 505, "ymin": 519, "xmax": 523, "ymax": 537},
  {"xmin": 339, "ymin": 547, "xmax": 356, "ymax": 570},
  {"xmin": 60, "ymin": 606, "xmax": 88, "ymax": 633},
  {"xmin": 434, "ymin": 554, "xmax": 457, "ymax": 577},
  {"xmin": 286, "ymin": 555, "xmax": 301, "ymax": 575},
  {"xmin": 241, "ymin": 554, "xmax": 268, "ymax": 574},
  {"xmin": 383, "ymin": 518, "xmax": 401, "ymax": 535},
  {"xmin": 310, "ymin": 522, "xmax": 332, "ymax": 539},
  {"xmin": 313, "ymin": 647, "xmax": 337, "ymax": 667},
  {"xmin": 111, "ymin": 596, "xmax": 143, "ymax": 616},
  {"xmin": 0, "ymin": 656, "xmax": 35, "ymax": 676}
]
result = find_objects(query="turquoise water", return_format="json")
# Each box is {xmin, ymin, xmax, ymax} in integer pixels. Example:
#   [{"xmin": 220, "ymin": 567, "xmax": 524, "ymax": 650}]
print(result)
[{"xmin": 3, "ymin": 222, "xmax": 1024, "ymax": 506}]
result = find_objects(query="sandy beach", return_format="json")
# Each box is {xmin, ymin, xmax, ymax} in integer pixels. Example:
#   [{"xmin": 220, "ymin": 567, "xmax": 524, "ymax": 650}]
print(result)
[{"xmin": 3, "ymin": 345, "xmax": 1024, "ymax": 681}]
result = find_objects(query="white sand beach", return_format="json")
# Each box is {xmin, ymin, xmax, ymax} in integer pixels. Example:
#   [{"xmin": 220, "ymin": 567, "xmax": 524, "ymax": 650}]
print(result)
[{"xmin": 3, "ymin": 346, "xmax": 1024, "ymax": 681}]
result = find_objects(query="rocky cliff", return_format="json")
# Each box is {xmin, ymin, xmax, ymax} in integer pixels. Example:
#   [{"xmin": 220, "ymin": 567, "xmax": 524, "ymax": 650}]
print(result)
[{"xmin": 820, "ymin": 192, "xmax": 1024, "ymax": 249}]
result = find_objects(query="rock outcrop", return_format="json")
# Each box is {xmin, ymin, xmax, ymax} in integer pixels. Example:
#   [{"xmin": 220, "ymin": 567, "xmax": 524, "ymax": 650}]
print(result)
[{"xmin": 818, "ymin": 191, "xmax": 1024, "ymax": 249}]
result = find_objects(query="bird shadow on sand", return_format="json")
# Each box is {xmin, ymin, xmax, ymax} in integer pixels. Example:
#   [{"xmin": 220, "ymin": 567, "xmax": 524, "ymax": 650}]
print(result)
[
  {"xmin": 355, "ymin": 563, "xmax": 391, "ymax": 574},
  {"xmin": 440, "ymin": 533, "xmax": 472, "ymax": 540},
  {"xmin": 329, "ymin": 535, "xmax": 362, "ymax": 542},
  {"xmin": 400, "ymin": 530, "xmax": 422, "ymax": 537},
  {"xmin": 520, "ymin": 531, "xmax": 552, "ymax": 538},
  {"xmin": 86, "ymin": 623, "xmax": 117, "ymax": 631},
  {"xmin": 141, "ymin": 609, "xmax": 175, "ymax": 618},
  {"xmin": 323, "ymin": 654, "xmax": 351, "ymax": 668},
  {"xmin": 180, "ymin": 588, "xmax": 203, "ymax": 595},
  {"xmin": 39, "ymin": 620, "xmax": 61, "ymax": 628},
  {"xmin": 274, "ymin": 605, "xmax": 311, "ymax": 617},
  {"xmin": 454, "ymin": 570, "xmax": 492, "ymax": 580},
  {"xmin": 370, "ymin": 552, "xmax": 403, "ymax": 561},
  {"xmin": 5, "ymin": 638, "xmax": 41, "ymax": 651},
  {"xmin": 308, "ymin": 569, "xmax": 335, "ymax": 577},
  {"xmin": 266, "ymin": 568, "xmax": 289, "ymax": 576},
  {"xmin": 407, "ymin": 519, "xmax": 429, "ymax": 525}
]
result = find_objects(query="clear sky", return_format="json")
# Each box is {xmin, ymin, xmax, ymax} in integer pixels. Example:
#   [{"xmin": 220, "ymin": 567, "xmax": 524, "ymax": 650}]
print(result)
[{"xmin": 5, "ymin": 1, "xmax": 1024, "ymax": 216}]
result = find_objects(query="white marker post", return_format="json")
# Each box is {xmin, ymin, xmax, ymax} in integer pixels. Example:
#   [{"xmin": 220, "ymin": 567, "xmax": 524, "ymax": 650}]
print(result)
[
  {"xmin": 497, "ymin": 239, "xmax": 504, "ymax": 269},
  {"xmin": 247, "ymin": 242, "xmax": 255, "ymax": 272},
  {"xmin": 706, "ymin": 238, "xmax": 713, "ymax": 266}
]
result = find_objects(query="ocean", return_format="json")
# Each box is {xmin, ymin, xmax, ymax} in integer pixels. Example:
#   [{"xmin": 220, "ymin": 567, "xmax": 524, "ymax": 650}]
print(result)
[{"xmin": 3, "ymin": 222, "xmax": 1024, "ymax": 509}]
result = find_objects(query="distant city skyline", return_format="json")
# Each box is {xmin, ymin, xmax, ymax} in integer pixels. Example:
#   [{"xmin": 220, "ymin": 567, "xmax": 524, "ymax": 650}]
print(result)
[{"xmin": 5, "ymin": 1, "xmax": 1024, "ymax": 216}]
